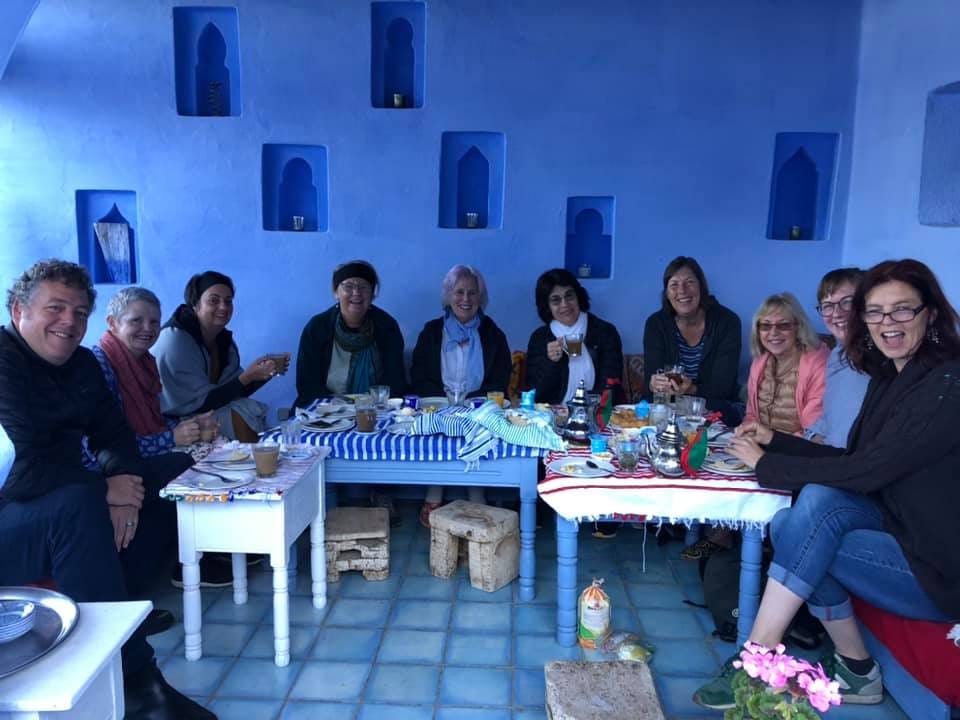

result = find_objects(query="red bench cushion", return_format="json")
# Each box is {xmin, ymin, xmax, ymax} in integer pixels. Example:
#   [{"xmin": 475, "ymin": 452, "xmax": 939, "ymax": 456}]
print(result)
[{"xmin": 852, "ymin": 596, "xmax": 960, "ymax": 705}]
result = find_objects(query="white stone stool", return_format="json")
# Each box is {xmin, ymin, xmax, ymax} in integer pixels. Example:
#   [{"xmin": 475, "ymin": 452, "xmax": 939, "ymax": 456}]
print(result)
[
  {"xmin": 429, "ymin": 500, "xmax": 519, "ymax": 592},
  {"xmin": 324, "ymin": 507, "xmax": 390, "ymax": 582},
  {"xmin": 544, "ymin": 661, "xmax": 665, "ymax": 720}
]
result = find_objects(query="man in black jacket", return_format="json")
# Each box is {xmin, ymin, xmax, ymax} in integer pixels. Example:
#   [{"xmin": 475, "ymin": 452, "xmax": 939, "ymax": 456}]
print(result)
[{"xmin": 0, "ymin": 259, "xmax": 215, "ymax": 720}]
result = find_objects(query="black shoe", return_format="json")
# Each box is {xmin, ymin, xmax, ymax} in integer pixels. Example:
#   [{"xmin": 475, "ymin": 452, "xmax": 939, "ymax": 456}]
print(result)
[
  {"xmin": 124, "ymin": 660, "xmax": 217, "ymax": 719},
  {"xmin": 170, "ymin": 557, "xmax": 233, "ymax": 589},
  {"xmin": 142, "ymin": 609, "xmax": 175, "ymax": 636}
]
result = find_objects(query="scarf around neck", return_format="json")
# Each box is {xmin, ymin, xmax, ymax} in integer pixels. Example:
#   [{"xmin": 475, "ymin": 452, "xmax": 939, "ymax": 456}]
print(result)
[
  {"xmin": 98, "ymin": 330, "xmax": 167, "ymax": 435},
  {"xmin": 333, "ymin": 308, "xmax": 380, "ymax": 394},
  {"xmin": 550, "ymin": 312, "xmax": 594, "ymax": 403},
  {"xmin": 441, "ymin": 309, "xmax": 484, "ymax": 393}
]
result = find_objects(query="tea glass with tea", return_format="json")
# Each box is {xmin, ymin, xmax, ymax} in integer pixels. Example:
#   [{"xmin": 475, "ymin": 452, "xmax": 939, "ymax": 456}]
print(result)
[
  {"xmin": 355, "ymin": 397, "xmax": 378, "ymax": 433},
  {"xmin": 486, "ymin": 390, "xmax": 505, "ymax": 408},
  {"xmin": 618, "ymin": 439, "xmax": 639, "ymax": 472},
  {"xmin": 253, "ymin": 443, "xmax": 280, "ymax": 477},
  {"xmin": 370, "ymin": 385, "xmax": 391, "ymax": 409},
  {"xmin": 664, "ymin": 364, "xmax": 686, "ymax": 389},
  {"xmin": 562, "ymin": 333, "xmax": 584, "ymax": 358},
  {"xmin": 268, "ymin": 353, "xmax": 291, "ymax": 375},
  {"xmin": 198, "ymin": 414, "xmax": 219, "ymax": 443}
]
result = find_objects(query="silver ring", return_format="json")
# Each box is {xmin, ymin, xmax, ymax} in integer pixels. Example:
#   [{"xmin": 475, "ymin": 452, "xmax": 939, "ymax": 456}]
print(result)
[{"xmin": 125, "ymin": 520, "xmax": 136, "ymax": 527}]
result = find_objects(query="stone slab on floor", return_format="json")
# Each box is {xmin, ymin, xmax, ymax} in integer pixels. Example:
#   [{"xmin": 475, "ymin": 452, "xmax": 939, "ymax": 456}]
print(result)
[{"xmin": 544, "ymin": 661, "xmax": 665, "ymax": 720}]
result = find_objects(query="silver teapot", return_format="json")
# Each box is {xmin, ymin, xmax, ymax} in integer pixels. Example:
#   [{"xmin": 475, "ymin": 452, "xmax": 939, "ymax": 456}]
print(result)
[
  {"xmin": 561, "ymin": 380, "xmax": 593, "ymax": 444},
  {"xmin": 639, "ymin": 412, "xmax": 687, "ymax": 477}
]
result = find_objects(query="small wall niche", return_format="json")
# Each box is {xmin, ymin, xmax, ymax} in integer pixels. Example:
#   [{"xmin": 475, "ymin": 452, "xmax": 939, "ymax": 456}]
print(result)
[
  {"xmin": 564, "ymin": 197, "xmax": 615, "ymax": 279},
  {"xmin": 262, "ymin": 144, "xmax": 329, "ymax": 232},
  {"xmin": 75, "ymin": 190, "xmax": 138, "ymax": 284},
  {"xmin": 766, "ymin": 132, "xmax": 838, "ymax": 241},
  {"xmin": 173, "ymin": 6, "xmax": 242, "ymax": 117},
  {"xmin": 919, "ymin": 82, "xmax": 960, "ymax": 226},
  {"xmin": 438, "ymin": 132, "xmax": 506, "ymax": 229},
  {"xmin": 371, "ymin": 2, "xmax": 425, "ymax": 109}
]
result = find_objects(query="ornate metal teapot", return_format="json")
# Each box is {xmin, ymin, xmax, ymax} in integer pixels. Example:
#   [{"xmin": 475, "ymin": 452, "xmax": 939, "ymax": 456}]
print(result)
[
  {"xmin": 640, "ymin": 412, "xmax": 687, "ymax": 477},
  {"xmin": 561, "ymin": 380, "xmax": 593, "ymax": 444}
]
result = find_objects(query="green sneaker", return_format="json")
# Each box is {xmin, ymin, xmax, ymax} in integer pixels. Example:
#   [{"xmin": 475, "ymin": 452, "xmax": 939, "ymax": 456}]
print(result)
[
  {"xmin": 692, "ymin": 656, "xmax": 738, "ymax": 710},
  {"xmin": 824, "ymin": 653, "xmax": 883, "ymax": 704}
]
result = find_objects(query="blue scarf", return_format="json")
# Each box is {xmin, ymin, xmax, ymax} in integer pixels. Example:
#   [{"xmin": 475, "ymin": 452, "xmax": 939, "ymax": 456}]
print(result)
[{"xmin": 441, "ymin": 309, "xmax": 485, "ymax": 393}]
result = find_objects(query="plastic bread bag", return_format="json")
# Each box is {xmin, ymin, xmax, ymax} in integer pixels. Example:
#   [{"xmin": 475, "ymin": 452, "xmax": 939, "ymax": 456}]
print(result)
[{"xmin": 578, "ymin": 578, "xmax": 611, "ymax": 649}]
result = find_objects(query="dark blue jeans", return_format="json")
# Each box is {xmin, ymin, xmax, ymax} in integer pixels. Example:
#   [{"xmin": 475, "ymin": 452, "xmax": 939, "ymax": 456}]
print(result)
[
  {"xmin": 0, "ymin": 482, "xmax": 153, "ymax": 673},
  {"xmin": 768, "ymin": 484, "xmax": 950, "ymax": 623}
]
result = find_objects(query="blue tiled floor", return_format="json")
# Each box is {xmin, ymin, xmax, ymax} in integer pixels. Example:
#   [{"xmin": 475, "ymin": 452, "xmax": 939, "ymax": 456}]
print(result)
[{"xmin": 150, "ymin": 502, "xmax": 910, "ymax": 719}]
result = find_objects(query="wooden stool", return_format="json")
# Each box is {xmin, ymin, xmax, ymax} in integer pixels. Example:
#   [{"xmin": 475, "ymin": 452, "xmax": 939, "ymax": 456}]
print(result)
[
  {"xmin": 544, "ymin": 661, "xmax": 665, "ymax": 720},
  {"xmin": 429, "ymin": 500, "xmax": 519, "ymax": 592},
  {"xmin": 324, "ymin": 507, "xmax": 390, "ymax": 582}
]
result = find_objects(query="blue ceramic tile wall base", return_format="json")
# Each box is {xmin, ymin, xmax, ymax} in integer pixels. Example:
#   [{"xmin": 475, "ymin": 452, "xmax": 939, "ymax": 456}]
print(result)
[
  {"xmin": 173, "ymin": 7, "xmax": 242, "ymax": 117},
  {"xmin": 75, "ymin": 190, "xmax": 138, "ymax": 285},
  {"xmin": 766, "ymin": 132, "xmax": 839, "ymax": 241},
  {"xmin": 919, "ymin": 83, "xmax": 960, "ymax": 227},
  {"xmin": 371, "ymin": 2, "xmax": 425, "ymax": 109}
]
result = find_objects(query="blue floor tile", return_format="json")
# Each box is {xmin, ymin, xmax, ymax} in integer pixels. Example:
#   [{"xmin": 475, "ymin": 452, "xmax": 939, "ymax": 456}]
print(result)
[
  {"xmin": 514, "ymin": 605, "xmax": 555, "ymax": 635},
  {"xmin": 513, "ymin": 711, "xmax": 548, "ymax": 720},
  {"xmin": 198, "ymin": 622, "xmax": 257, "ymax": 656},
  {"xmin": 458, "ymin": 580, "xmax": 514, "ymax": 603},
  {"xmin": 514, "ymin": 634, "xmax": 582, "ymax": 668},
  {"xmin": 390, "ymin": 599, "xmax": 452, "ymax": 629},
  {"xmin": 289, "ymin": 661, "xmax": 370, "ymax": 701},
  {"xmin": 648, "ymin": 638, "xmax": 722, "ymax": 677},
  {"xmin": 288, "ymin": 594, "xmax": 331, "ymax": 625},
  {"xmin": 149, "ymin": 624, "xmax": 184, "ymax": 654},
  {"xmin": 358, "ymin": 704, "xmax": 435, "ymax": 720},
  {"xmin": 336, "ymin": 572, "xmax": 402, "ymax": 598},
  {"xmin": 655, "ymin": 675, "xmax": 721, "ymax": 718},
  {"xmin": 280, "ymin": 701, "xmax": 356, "ymax": 719},
  {"xmin": 440, "ymin": 666, "xmax": 511, "ymax": 706},
  {"xmin": 627, "ymin": 581, "xmax": 689, "ymax": 609},
  {"xmin": 445, "ymin": 633, "xmax": 511, "ymax": 666},
  {"xmin": 217, "ymin": 658, "xmax": 301, "ymax": 699},
  {"xmin": 364, "ymin": 664, "xmax": 440, "ymax": 704},
  {"xmin": 210, "ymin": 698, "xmax": 283, "ymax": 719},
  {"xmin": 204, "ymin": 592, "xmax": 273, "ymax": 624},
  {"xmin": 326, "ymin": 597, "xmax": 392, "ymax": 627},
  {"xmin": 452, "ymin": 602, "xmax": 512, "ymax": 633},
  {"xmin": 513, "ymin": 668, "xmax": 546, "ymax": 708},
  {"xmin": 638, "ymin": 608, "xmax": 706, "ymax": 639},
  {"xmin": 398, "ymin": 574, "xmax": 458, "ymax": 600},
  {"xmin": 378, "ymin": 629, "xmax": 446, "ymax": 663},
  {"xmin": 311, "ymin": 627, "xmax": 382, "ymax": 662},
  {"xmin": 404, "ymin": 552, "xmax": 434, "ymax": 576},
  {"xmin": 161, "ymin": 656, "xmax": 233, "ymax": 696},
  {"xmin": 242, "ymin": 623, "xmax": 319, "ymax": 661},
  {"xmin": 437, "ymin": 707, "xmax": 512, "ymax": 720}
]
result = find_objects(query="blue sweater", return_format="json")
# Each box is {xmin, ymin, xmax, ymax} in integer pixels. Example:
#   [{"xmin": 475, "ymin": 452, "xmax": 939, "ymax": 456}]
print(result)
[{"xmin": 803, "ymin": 345, "xmax": 870, "ymax": 449}]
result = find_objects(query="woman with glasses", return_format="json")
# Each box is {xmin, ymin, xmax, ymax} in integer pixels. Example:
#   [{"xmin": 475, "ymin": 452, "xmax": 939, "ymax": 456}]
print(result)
[
  {"xmin": 644, "ymin": 256, "xmax": 743, "ymax": 424},
  {"xmin": 525, "ymin": 268, "xmax": 624, "ymax": 405},
  {"xmin": 154, "ymin": 271, "xmax": 284, "ymax": 442},
  {"xmin": 294, "ymin": 260, "xmax": 406, "ymax": 407},
  {"xmin": 694, "ymin": 259, "xmax": 960, "ymax": 710},
  {"xmin": 742, "ymin": 292, "xmax": 829, "ymax": 434},
  {"xmin": 805, "ymin": 267, "xmax": 870, "ymax": 448}
]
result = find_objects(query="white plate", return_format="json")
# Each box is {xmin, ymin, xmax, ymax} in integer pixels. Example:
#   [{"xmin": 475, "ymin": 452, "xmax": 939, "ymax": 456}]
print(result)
[
  {"xmin": 189, "ymin": 469, "xmax": 255, "ymax": 491},
  {"xmin": 547, "ymin": 457, "xmax": 614, "ymax": 478},
  {"xmin": 305, "ymin": 404, "xmax": 356, "ymax": 419},
  {"xmin": 207, "ymin": 460, "xmax": 256, "ymax": 471},
  {"xmin": 419, "ymin": 396, "xmax": 450, "ymax": 410},
  {"xmin": 303, "ymin": 417, "xmax": 356, "ymax": 433},
  {"xmin": 701, "ymin": 453, "xmax": 753, "ymax": 476}
]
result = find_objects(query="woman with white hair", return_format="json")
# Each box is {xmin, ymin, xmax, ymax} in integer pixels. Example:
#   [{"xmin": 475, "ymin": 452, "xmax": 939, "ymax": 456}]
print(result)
[
  {"xmin": 410, "ymin": 264, "xmax": 511, "ymax": 525},
  {"xmin": 743, "ymin": 292, "xmax": 830, "ymax": 433}
]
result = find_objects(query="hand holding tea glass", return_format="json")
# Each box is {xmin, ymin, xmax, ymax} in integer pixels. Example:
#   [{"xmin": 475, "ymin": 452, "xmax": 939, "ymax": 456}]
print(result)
[
  {"xmin": 242, "ymin": 356, "xmax": 282, "ymax": 383},
  {"xmin": 267, "ymin": 352, "xmax": 292, "ymax": 375},
  {"xmin": 562, "ymin": 333, "xmax": 584, "ymax": 358},
  {"xmin": 546, "ymin": 338, "xmax": 564, "ymax": 362}
]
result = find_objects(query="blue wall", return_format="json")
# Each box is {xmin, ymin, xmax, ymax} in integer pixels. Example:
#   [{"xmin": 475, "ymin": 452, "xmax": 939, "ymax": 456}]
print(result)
[
  {"xmin": 843, "ymin": 0, "xmax": 960, "ymax": 303},
  {"xmin": 0, "ymin": 0, "xmax": 861, "ymax": 413}
]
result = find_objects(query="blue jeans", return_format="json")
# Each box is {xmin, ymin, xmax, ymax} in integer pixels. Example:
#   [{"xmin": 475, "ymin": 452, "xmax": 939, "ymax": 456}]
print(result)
[{"xmin": 768, "ymin": 484, "xmax": 950, "ymax": 623}]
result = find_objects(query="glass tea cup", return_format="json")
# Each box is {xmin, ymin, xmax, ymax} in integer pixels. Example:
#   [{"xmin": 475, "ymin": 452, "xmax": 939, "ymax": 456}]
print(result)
[
  {"xmin": 282, "ymin": 417, "xmax": 302, "ymax": 449},
  {"xmin": 370, "ymin": 385, "xmax": 391, "ymax": 408},
  {"xmin": 618, "ymin": 439, "xmax": 640, "ymax": 472},
  {"xmin": 253, "ymin": 443, "xmax": 280, "ymax": 477},
  {"xmin": 267, "ymin": 352, "xmax": 291, "ymax": 375},
  {"xmin": 689, "ymin": 396, "xmax": 707, "ymax": 417},
  {"xmin": 562, "ymin": 332, "xmax": 584, "ymax": 358},
  {"xmin": 197, "ymin": 413, "xmax": 219, "ymax": 443},
  {"xmin": 355, "ymin": 397, "xmax": 378, "ymax": 433},
  {"xmin": 445, "ymin": 386, "xmax": 467, "ymax": 406}
]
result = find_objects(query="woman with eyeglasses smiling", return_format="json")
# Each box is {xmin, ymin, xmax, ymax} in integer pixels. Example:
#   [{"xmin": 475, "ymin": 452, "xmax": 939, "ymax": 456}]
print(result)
[
  {"xmin": 525, "ymin": 268, "xmax": 624, "ymax": 405},
  {"xmin": 694, "ymin": 261, "xmax": 960, "ymax": 711},
  {"xmin": 741, "ymin": 292, "xmax": 829, "ymax": 435},
  {"xmin": 294, "ymin": 260, "xmax": 406, "ymax": 406}
]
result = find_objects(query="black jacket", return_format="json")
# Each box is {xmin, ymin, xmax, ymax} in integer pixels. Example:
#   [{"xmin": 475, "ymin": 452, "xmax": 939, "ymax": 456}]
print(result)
[
  {"xmin": 525, "ymin": 312, "xmax": 624, "ymax": 405},
  {"xmin": 757, "ymin": 358, "xmax": 960, "ymax": 619},
  {"xmin": 643, "ymin": 299, "xmax": 742, "ymax": 408},
  {"xmin": 0, "ymin": 325, "xmax": 143, "ymax": 502},
  {"xmin": 295, "ymin": 304, "xmax": 407, "ymax": 407},
  {"xmin": 410, "ymin": 315, "xmax": 512, "ymax": 397}
]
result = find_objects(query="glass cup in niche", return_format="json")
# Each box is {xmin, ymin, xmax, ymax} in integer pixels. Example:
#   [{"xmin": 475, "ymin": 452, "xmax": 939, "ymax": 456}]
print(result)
[
  {"xmin": 562, "ymin": 333, "xmax": 584, "ymax": 358},
  {"xmin": 355, "ymin": 399, "xmax": 378, "ymax": 433},
  {"xmin": 292, "ymin": 215, "xmax": 305, "ymax": 231},
  {"xmin": 464, "ymin": 212, "xmax": 479, "ymax": 228}
]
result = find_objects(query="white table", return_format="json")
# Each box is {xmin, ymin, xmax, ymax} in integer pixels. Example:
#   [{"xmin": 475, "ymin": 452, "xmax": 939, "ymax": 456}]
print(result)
[
  {"xmin": 0, "ymin": 600, "xmax": 151, "ymax": 720},
  {"xmin": 165, "ymin": 447, "xmax": 327, "ymax": 667}
]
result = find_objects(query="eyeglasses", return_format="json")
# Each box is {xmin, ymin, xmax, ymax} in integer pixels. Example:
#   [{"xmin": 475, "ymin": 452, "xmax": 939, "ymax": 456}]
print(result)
[
  {"xmin": 340, "ymin": 281, "xmax": 372, "ymax": 296},
  {"xmin": 816, "ymin": 295, "xmax": 854, "ymax": 317},
  {"xmin": 861, "ymin": 304, "xmax": 925, "ymax": 325},
  {"xmin": 757, "ymin": 321, "xmax": 796, "ymax": 333},
  {"xmin": 548, "ymin": 290, "xmax": 577, "ymax": 306}
]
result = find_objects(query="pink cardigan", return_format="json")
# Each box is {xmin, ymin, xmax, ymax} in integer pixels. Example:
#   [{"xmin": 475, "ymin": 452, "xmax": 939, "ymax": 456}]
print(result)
[{"xmin": 743, "ymin": 344, "xmax": 830, "ymax": 434}]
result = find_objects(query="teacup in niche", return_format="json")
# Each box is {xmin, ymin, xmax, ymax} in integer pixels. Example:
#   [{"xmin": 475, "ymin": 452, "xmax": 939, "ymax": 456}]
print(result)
[{"xmin": 253, "ymin": 443, "xmax": 280, "ymax": 477}]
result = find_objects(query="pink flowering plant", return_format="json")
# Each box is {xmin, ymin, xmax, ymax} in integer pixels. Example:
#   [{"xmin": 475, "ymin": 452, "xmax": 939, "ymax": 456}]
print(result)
[{"xmin": 725, "ymin": 641, "xmax": 842, "ymax": 720}]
